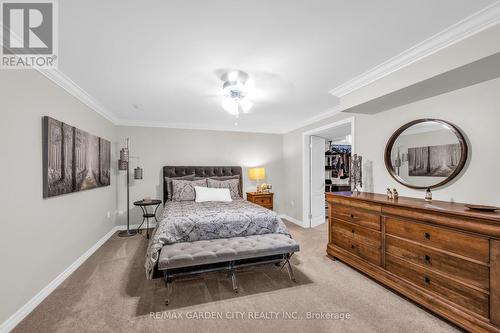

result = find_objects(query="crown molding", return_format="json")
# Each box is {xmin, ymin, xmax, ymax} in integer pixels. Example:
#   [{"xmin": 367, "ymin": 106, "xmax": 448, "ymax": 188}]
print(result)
[
  {"xmin": 31, "ymin": 70, "xmax": 330, "ymax": 135},
  {"xmin": 0, "ymin": 24, "xmax": 118, "ymax": 125},
  {"xmin": 281, "ymin": 106, "xmax": 343, "ymax": 134},
  {"xmin": 4, "ymin": 2, "xmax": 498, "ymax": 135},
  {"xmin": 37, "ymin": 68, "xmax": 119, "ymax": 124},
  {"xmin": 116, "ymin": 119, "xmax": 283, "ymax": 134},
  {"xmin": 329, "ymin": 1, "xmax": 500, "ymax": 98},
  {"xmin": 36, "ymin": 67, "xmax": 283, "ymax": 134}
]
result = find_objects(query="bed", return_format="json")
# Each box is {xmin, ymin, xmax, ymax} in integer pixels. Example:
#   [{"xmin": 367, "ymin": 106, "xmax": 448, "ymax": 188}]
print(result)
[{"xmin": 145, "ymin": 166, "xmax": 300, "ymax": 305}]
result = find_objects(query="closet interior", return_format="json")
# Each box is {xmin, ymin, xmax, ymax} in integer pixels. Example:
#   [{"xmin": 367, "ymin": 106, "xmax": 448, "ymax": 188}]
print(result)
[{"xmin": 325, "ymin": 142, "xmax": 351, "ymax": 219}]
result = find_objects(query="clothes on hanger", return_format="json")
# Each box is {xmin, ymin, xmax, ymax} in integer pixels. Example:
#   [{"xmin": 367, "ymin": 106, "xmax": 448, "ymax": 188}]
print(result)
[{"xmin": 325, "ymin": 144, "xmax": 351, "ymax": 179}]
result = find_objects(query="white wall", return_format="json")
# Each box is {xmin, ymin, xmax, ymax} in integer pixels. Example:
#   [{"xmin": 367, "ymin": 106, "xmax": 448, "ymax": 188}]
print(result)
[
  {"xmin": 115, "ymin": 126, "xmax": 285, "ymax": 224},
  {"xmin": 340, "ymin": 24, "xmax": 500, "ymax": 111},
  {"xmin": 0, "ymin": 70, "xmax": 285, "ymax": 328},
  {"xmin": 2, "ymin": 22, "xmax": 499, "ymax": 328},
  {"xmin": 283, "ymin": 77, "xmax": 500, "ymax": 222},
  {"xmin": 0, "ymin": 70, "xmax": 117, "ymax": 325},
  {"xmin": 283, "ymin": 113, "xmax": 354, "ymax": 223}
]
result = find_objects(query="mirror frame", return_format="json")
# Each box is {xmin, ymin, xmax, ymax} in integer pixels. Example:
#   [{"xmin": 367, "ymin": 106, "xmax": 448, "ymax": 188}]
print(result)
[{"xmin": 384, "ymin": 119, "xmax": 468, "ymax": 190}]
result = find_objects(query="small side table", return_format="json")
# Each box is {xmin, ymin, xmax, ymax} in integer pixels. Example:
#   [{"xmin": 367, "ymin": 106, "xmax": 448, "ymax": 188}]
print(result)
[
  {"xmin": 246, "ymin": 192, "xmax": 273, "ymax": 210},
  {"xmin": 134, "ymin": 199, "xmax": 162, "ymax": 239}
]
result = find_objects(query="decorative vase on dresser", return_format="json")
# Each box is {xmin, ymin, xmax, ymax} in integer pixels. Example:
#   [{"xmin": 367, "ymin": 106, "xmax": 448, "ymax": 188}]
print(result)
[{"xmin": 326, "ymin": 192, "xmax": 500, "ymax": 333}]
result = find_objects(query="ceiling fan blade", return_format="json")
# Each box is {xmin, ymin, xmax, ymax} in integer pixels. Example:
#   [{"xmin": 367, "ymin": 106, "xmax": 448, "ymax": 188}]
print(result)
[{"xmin": 239, "ymin": 99, "xmax": 253, "ymax": 113}]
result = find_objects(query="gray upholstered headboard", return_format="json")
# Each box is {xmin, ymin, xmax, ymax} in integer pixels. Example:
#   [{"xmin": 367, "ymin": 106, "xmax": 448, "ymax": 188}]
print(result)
[{"xmin": 163, "ymin": 166, "xmax": 243, "ymax": 203}]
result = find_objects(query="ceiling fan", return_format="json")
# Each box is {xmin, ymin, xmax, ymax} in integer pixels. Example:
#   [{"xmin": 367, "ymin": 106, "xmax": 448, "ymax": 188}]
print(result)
[{"xmin": 219, "ymin": 70, "xmax": 255, "ymax": 117}]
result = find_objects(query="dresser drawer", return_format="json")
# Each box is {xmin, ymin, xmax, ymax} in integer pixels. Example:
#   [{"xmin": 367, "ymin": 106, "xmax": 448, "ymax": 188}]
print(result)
[
  {"xmin": 386, "ymin": 254, "xmax": 489, "ymax": 318},
  {"xmin": 253, "ymin": 196, "xmax": 272, "ymax": 205},
  {"xmin": 386, "ymin": 235, "xmax": 489, "ymax": 291},
  {"xmin": 385, "ymin": 217, "xmax": 489, "ymax": 263},
  {"xmin": 332, "ymin": 232, "xmax": 381, "ymax": 266},
  {"xmin": 328, "ymin": 196, "xmax": 382, "ymax": 213},
  {"xmin": 332, "ymin": 218, "xmax": 381, "ymax": 249},
  {"xmin": 330, "ymin": 204, "xmax": 381, "ymax": 231}
]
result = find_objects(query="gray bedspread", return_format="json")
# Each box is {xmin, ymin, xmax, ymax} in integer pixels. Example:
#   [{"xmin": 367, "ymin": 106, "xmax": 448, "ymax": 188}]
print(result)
[{"xmin": 145, "ymin": 199, "xmax": 290, "ymax": 278}]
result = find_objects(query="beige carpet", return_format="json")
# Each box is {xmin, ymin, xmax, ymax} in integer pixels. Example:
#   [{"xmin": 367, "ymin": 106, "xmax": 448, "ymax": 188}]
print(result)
[{"xmin": 13, "ymin": 221, "xmax": 459, "ymax": 333}]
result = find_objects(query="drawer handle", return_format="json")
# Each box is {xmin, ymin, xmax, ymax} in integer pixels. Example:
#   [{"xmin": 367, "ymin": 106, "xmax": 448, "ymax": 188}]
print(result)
[
  {"xmin": 424, "ymin": 276, "xmax": 431, "ymax": 284},
  {"xmin": 424, "ymin": 232, "xmax": 431, "ymax": 240},
  {"xmin": 350, "ymin": 214, "xmax": 355, "ymax": 219},
  {"xmin": 424, "ymin": 254, "xmax": 431, "ymax": 263},
  {"xmin": 351, "ymin": 244, "xmax": 355, "ymax": 249},
  {"xmin": 351, "ymin": 229, "xmax": 355, "ymax": 234}
]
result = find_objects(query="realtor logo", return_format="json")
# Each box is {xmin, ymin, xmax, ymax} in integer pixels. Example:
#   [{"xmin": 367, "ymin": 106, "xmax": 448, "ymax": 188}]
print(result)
[{"xmin": 1, "ymin": 0, "xmax": 58, "ymax": 69}]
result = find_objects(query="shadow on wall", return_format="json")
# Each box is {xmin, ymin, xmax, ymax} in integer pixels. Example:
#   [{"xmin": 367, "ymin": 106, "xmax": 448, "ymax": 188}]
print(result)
[
  {"xmin": 116, "ymin": 206, "xmax": 144, "ymax": 226},
  {"xmin": 363, "ymin": 160, "xmax": 374, "ymax": 193},
  {"xmin": 113, "ymin": 141, "xmax": 121, "ymax": 223},
  {"xmin": 156, "ymin": 169, "xmax": 163, "ymax": 202}
]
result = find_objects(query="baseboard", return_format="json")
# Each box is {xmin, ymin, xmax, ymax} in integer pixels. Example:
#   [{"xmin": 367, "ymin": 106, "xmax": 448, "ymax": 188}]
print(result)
[
  {"xmin": 0, "ymin": 226, "xmax": 118, "ymax": 333},
  {"xmin": 116, "ymin": 222, "xmax": 157, "ymax": 230},
  {"xmin": 279, "ymin": 214, "xmax": 304, "ymax": 227}
]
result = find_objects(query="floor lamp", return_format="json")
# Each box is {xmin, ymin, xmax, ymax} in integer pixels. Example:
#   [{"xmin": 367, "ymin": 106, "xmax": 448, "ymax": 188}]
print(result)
[{"xmin": 118, "ymin": 138, "xmax": 143, "ymax": 237}]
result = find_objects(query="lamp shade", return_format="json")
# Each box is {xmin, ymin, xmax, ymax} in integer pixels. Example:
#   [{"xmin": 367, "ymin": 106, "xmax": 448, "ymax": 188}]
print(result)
[
  {"xmin": 248, "ymin": 167, "xmax": 266, "ymax": 181},
  {"xmin": 118, "ymin": 159, "xmax": 128, "ymax": 171},
  {"xmin": 119, "ymin": 147, "xmax": 129, "ymax": 162},
  {"xmin": 134, "ymin": 166, "xmax": 143, "ymax": 180}
]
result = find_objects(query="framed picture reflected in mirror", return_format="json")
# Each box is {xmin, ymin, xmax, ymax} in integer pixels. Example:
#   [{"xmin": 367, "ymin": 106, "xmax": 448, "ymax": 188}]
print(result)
[{"xmin": 384, "ymin": 119, "xmax": 468, "ymax": 190}]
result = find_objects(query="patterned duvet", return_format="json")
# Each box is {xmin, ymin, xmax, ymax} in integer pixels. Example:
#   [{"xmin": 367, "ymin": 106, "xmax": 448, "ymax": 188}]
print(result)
[{"xmin": 145, "ymin": 199, "xmax": 290, "ymax": 278}]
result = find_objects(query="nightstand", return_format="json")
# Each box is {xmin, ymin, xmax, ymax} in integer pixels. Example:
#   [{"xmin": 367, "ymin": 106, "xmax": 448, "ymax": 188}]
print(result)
[
  {"xmin": 133, "ymin": 199, "xmax": 161, "ymax": 239},
  {"xmin": 246, "ymin": 192, "xmax": 273, "ymax": 210}
]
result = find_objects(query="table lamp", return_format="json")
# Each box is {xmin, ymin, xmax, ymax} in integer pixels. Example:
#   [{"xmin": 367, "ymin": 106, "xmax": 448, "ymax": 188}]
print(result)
[{"xmin": 248, "ymin": 167, "xmax": 266, "ymax": 192}]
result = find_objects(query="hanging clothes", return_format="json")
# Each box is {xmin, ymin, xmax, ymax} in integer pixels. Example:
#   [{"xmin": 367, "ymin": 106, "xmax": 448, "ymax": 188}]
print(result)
[{"xmin": 329, "ymin": 144, "xmax": 351, "ymax": 180}]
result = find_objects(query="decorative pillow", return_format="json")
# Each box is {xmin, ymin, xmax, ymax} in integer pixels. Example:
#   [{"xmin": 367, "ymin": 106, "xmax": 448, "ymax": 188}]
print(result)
[
  {"xmin": 207, "ymin": 178, "xmax": 241, "ymax": 200},
  {"xmin": 195, "ymin": 186, "xmax": 232, "ymax": 202},
  {"xmin": 172, "ymin": 179, "xmax": 208, "ymax": 201},
  {"xmin": 165, "ymin": 174, "xmax": 195, "ymax": 200}
]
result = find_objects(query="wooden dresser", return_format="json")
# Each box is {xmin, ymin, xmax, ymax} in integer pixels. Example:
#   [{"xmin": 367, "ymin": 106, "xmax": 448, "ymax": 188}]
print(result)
[
  {"xmin": 246, "ymin": 192, "xmax": 273, "ymax": 210},
  {"xmin": 326, "ymin": 192, "xmax": 500, "ymax": 333}
]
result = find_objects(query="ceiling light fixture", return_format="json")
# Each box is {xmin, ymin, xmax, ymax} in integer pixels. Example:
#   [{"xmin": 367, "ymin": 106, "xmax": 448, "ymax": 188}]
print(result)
[{"xmin": 220, "ymin": 70, "xmax": 254, "ymax": 117}]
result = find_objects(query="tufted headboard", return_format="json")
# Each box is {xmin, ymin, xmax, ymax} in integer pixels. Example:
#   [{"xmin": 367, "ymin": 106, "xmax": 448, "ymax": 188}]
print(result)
[{"xmin": 163, "ymin": 166, "xmax": 243, "ymax": 203}]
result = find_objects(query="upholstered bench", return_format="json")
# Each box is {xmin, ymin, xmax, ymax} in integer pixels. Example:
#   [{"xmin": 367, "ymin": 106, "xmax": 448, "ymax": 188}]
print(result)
[{"xmin": 158, "ymin": 233, "xmax": 300, "ymax": 305}]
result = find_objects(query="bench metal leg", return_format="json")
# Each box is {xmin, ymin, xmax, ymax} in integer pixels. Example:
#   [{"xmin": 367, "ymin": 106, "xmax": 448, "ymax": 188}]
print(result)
[
  {"xmin": 280, "ymin": 253, "xmax": 296, "ymax": 282},
  {"xmin": 285, "ymin": 260, "xmax": 296, "ymax": 282},
  {"xmin": 160, "ymin": 254, "xmax": 297, "ymax": 301},
  {"xmin": 230, "ymin": 270, "xmax": 238, "ymax": 293},
  {"xmin": 228, "ymin": 262, "xmax": 238, "ymax": 293},
  {"xmin": 164, "ymin": 276, "xmax": 173, "ymax": 306}
]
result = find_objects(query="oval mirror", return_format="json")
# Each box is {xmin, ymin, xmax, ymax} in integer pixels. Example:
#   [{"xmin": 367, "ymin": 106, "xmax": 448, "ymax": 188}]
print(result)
[{"xmin": 384, "ymin": 119, "xmax": 468, "ymax": 189}]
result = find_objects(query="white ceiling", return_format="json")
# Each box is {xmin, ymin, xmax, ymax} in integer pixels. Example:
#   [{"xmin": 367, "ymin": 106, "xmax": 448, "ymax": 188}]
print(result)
[
  {"xmin": 58, "ymin": 0, "xmax": 496, "ymax": 133},
  {"xmin": 316, "ymin": 123, "xmax": 351, "ymax": 142}
]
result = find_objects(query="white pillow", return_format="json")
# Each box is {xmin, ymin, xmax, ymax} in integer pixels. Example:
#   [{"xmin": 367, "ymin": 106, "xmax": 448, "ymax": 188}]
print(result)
[{"xmin": 195, "ymin": 186, "xmax": 232, "ymax": 202}]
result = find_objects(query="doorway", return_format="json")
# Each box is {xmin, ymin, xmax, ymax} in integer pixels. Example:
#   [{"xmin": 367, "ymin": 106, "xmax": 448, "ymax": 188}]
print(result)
[{"xmin": 302, "ymin": 117, "xmax": 355, "ymax": 228}]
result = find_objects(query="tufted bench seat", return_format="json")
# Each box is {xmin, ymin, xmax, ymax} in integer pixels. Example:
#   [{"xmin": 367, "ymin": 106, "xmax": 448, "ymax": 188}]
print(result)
[
  {"xmin": 158, "ymin": 233, "xmax": 299, "ymax": 305},
  {"xmin": 158, "ymin": 233, "xmax": 299, "ymax": 270}
]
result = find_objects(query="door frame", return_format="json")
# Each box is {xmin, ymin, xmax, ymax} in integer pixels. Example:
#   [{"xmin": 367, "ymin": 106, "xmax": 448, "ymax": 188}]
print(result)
[
  {"xmin": 301, "ymin": 116, "xmax": 355, "ymax": 228},
  {"xmin": 309, "ymin": 135, "xmax": 327, "ymax": 228}
]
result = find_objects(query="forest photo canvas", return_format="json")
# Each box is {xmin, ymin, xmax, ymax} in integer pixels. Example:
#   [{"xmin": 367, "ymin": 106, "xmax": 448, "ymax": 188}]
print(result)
[
  {"xmin": 408, "ymin": 143, "xmax": 461, "ymax": 177},
  {"xmin": 42, "ymin": 116, "xmax": 111, "ymax": 198}
]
